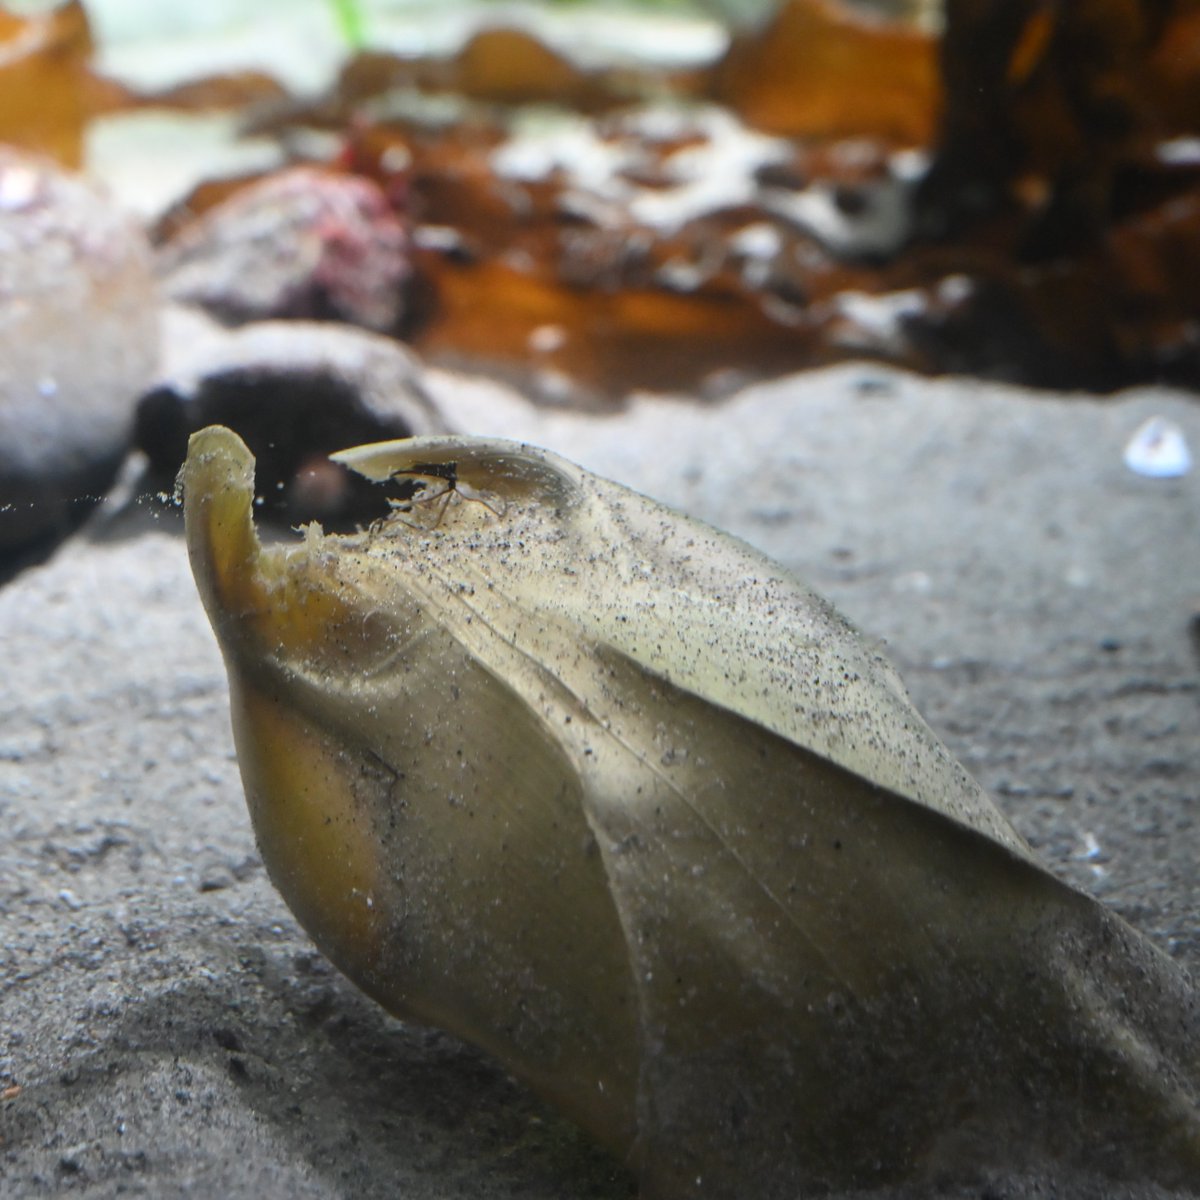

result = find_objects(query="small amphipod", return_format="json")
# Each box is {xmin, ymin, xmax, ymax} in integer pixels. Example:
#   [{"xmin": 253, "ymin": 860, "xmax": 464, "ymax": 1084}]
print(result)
[
  {"xmin": 181, "ymin": 425, "xmax": 1199, "ymax": 1198},
  {"xmin": 381, "ymin": 458, "xmax": 506, "ymax": 529}
]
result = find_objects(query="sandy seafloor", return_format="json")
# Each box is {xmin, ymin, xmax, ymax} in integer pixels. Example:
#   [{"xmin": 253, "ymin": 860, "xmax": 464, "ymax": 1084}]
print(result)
[{"xmin": 1, "ymin": 360, "xmax": 1197, "ymax": 1198}]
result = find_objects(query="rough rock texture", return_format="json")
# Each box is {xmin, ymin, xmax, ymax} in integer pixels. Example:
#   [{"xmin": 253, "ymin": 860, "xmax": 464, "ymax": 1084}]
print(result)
[
  {"xmin": 1, "ymin": 365, "xmax": 1197, "ymax": 1198},
  {"xmin": 156, "ymin": 167, "xmax": 411, "ymax": 333},
  {"xmin": 0, "ymin": 149, "xmax": 159, "ymax": 567}
]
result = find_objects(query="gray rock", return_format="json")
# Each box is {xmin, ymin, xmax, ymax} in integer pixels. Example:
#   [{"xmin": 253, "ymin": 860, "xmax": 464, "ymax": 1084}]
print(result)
[
  {"xmin": 156, "ymin": 167, "xmax": 411, "ymax": 333},
  {"xmin": 0, "ymin": 149, "xmax": 159, "ymax": 566}
]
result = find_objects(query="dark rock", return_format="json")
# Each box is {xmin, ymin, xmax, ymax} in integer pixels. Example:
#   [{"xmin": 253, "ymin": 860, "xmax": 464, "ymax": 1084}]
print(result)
[
  {"xmin": 136, "ymin": 312, "xmax": 449, "ymax": 529},
  {"xmin": 917, "ymin": 0, "xmax": 1200, "ymax": 249},
  {"xmin": 0, "ymin": 148, "xmax": 159, "ymax": 570}
]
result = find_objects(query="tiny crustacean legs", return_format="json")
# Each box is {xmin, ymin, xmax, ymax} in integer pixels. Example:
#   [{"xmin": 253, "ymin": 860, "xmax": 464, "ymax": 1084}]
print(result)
[{"xmin": 384, "ymin": 460, "xmax": 507, "ymax": 530}]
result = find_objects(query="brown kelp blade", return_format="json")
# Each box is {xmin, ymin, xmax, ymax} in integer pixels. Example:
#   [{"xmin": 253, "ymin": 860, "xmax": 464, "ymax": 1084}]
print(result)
[{"xmin": 183, "ymin": 426, "xmax": 1200, "ymax": 1196}]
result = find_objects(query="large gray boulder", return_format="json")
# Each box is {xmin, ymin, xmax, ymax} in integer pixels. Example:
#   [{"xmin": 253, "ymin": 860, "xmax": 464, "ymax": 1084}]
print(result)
[{"xmin": 0, "ymin": 149, "xmax": 159, "ymax": 566}]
